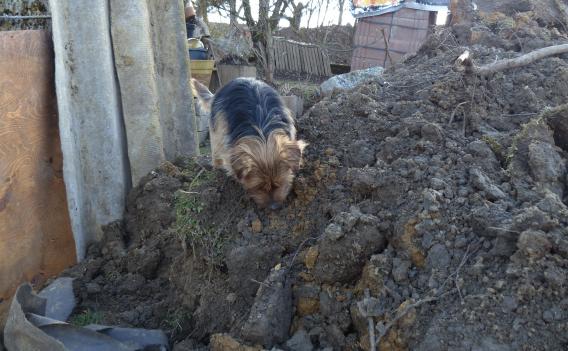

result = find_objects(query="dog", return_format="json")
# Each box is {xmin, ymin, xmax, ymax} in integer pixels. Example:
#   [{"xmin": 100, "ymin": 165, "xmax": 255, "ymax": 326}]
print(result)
[{"xmin": 191, "ymin": 77, "xmax": 307, "ymax": 210}]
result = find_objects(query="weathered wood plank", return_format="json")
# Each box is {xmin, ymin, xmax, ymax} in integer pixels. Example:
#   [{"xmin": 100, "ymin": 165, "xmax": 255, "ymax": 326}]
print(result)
[{"xmin": 0, "ymin": 30, "xmax": 77, "ymax": 322}]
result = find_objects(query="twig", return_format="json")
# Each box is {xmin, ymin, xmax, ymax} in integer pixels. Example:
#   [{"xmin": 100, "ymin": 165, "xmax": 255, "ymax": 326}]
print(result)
[
  {"xmin": 365, "ymin": 289, "xmax": 377, "ymax": 351},
  {"xmin": 375, "ymin": 290, "xmax": 454, "ymax": 347},
  {"xmin": 188, "ymin": 168, "xmax": 205, "ymax": 191},
  {"xmin": 250, "ymin": 278, "xmax": 270, "ymax": 287},
  {"xmin": 448, "ymin": 101, "xmax": 469, "ymax": 126},
  {"xmin": 178, "ymin": 190, "xmax": 199, "ymax": 195},
  {"xmin": 286, "ymin": 233, "xmax": 324, "ymax": 274},
  {"xmin": 380, "ymin": 28, "xmax": 394, "ymax": 68},
  {"xmin": 376, "ymin": 242, "xmax": 481, "ymax": 347}
]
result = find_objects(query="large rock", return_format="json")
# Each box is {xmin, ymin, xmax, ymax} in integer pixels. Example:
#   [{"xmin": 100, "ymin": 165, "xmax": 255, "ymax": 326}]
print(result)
[
  {"xmin": 320, "ymin": 67, "xmax": 384, "ymax": 96},
  {"xmin": 314, "ymin": 207, "xmax": 388, "ymax": 284},
  {"xmin": 241, "ymin": 266, "xmax": 292, "ymax": 347}
]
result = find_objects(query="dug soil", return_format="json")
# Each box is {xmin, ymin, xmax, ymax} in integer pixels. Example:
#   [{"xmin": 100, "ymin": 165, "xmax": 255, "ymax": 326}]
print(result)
[{"xmin": 62, "ymin": 8, "xmax": 568, "ymax": 351}]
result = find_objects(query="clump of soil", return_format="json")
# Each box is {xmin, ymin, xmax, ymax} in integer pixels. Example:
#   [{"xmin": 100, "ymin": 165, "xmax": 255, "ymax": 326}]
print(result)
[{"xmin": 63, "ymin": 9, "xmax": 568, "ymax": 351}]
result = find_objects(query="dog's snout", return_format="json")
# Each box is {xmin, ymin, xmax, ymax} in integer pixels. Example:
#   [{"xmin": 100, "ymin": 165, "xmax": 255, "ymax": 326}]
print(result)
[{"xmin": 269, "ymin": 202, "xmax": 282, "ymax": 211}]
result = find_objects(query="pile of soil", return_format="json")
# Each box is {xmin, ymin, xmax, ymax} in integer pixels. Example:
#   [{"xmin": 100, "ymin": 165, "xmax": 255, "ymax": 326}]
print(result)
[{"xmin": 62, "ymin": 8, "xmax": 568, "ymax": 351}]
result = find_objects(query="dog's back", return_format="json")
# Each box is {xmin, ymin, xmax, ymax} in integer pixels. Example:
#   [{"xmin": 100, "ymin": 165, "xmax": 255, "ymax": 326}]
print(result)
[{"xmin": 211, "ymin": 78, "xmax": 296, "ymax": 145}]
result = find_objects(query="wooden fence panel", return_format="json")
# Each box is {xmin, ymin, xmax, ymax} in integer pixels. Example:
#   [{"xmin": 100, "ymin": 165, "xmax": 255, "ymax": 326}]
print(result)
[{"xmin": 273, "ymin": 37, "xmax": 332, "ymax": 77}]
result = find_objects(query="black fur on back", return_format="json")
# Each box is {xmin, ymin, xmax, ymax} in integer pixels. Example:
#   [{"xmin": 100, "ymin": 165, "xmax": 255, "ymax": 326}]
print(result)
[{"xmin": 211, "ymin": 78, "xmax": 294, "ymax": 146}]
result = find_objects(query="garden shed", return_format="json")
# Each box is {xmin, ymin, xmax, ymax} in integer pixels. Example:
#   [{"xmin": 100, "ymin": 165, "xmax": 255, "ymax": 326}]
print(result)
[{"xmin": 351, "ymin": 0, "xmax": 449, "ymax": 69}]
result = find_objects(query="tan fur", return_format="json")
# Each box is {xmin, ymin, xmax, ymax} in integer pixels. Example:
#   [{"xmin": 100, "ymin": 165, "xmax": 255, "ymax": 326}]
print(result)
[
  {"xmin": 209, "ymin": 113, "xmax": 307, "ymax": 208},
  {"xmin": 209, "ymin": 112, "xmax": 232, "ymax": 171}
]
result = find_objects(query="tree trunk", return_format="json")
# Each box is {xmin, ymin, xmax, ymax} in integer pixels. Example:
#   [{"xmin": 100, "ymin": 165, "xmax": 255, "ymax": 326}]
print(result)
[
  {"xmin": 229, "ymin": 0, "xmax": 237, "ymax": 25},
  {"xmin": 320, "ymin": 0, "xmax": 330, "ymax": 27},
  {"xmin": 258, "ymin": 0, "xmax": 274, "ymax": 82},
  {"xmin": 290, "ymin": 2, "xmax": 304, "ymax": 30},
  {"xmin": 307, "ymin": 7, "xmax": 315, "ymax": 28},
  {"xmin": 338, "ymin": 0, "xmax": 345, "ymax": 26},
  {"xmin": 197, "ymin": 0, "xmax": 208, "ymax": 22}
]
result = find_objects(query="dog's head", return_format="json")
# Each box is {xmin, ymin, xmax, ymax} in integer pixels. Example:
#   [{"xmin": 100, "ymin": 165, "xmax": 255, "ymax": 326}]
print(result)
[{"xmin": 231, "ymin": 132, "xmax": 307, "ymax": 210}]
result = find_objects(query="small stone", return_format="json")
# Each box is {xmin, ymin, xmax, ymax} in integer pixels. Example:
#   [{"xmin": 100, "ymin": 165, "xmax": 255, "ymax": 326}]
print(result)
[
  {"xmin": 304, "ymin": 246, "xmax": 319, "ymax": 270},
  {"xmin": 86, "ymin": 282, "xmax": 102, "ymax": 295},
  {"xmin": 517, "ymin": 230, "xmax": 552, "ymax": 261},
  {"xmin": 502, "ymin": 296, "xmax": 518, "ymax": 312},
  {"xmin": 470, "ymin": 168, "xmax": 506, "ymax": 201},
  {"xmin": 118, "ymin": 274, "xmax": 146, "ymax": 293},
  {"xmin": 285, "ymin": 329, "xmax": 313, "ymax": 351},
  {"xmin": 495, "ymin": 280, "xmax": 506, "ymax": 290},
  {"xmin": 338, "ymin": 209, "xmax": 361, "ymax": 230},
  {"xmin": 251, "ymin": 219, "xmax": 263, "ymax": 233},
  {"xmin": 392, "ymin": 258, "xmax": 411, "ymax": 283},
  {"xmin": 324, "ymin": 223, "xmax": 344, "ymax": 241},
  {"xmin": 421, "ymin": 123, "xmax": 444, "ymax": 142},
  {"xmin": 299, "ymin": 272, "xmax": 315, "ymax": 282},
  {"xmin": 210, "ymin": 334, "xmax": 261, "ymax": 351},
  {"xmin": 430, "ymin": 177, "xmax": 446, "ymax": 190},
  {"xmin": 543, "ymin": 310, "xmax": 554, "ymax": 323},
  {"xmin": 226, "ymin": 293, "xmax": 237, "ymax": 304},
  {"xmin": 426, "ymin": 244, "xmax": 451, "ymax": 271},
  {"xmin": 544, "ymin": 266, "xmax": 566, "ymax": 287},
  {"xmin": 297, "ymin": 297, "xmax": 320, "ymax": 316}
]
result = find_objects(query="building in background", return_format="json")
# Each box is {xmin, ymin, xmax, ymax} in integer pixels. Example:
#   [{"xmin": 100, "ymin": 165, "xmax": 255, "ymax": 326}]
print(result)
[{"xmin": 350, "ymin": 0, "xmax": 449, "ymax": 69}]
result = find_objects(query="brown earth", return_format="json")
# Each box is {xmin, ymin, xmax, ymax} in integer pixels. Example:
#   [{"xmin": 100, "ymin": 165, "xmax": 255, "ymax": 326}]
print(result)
[{"xmin": 57, "ymin": 7, "xmax": 568, "ymax": 351}]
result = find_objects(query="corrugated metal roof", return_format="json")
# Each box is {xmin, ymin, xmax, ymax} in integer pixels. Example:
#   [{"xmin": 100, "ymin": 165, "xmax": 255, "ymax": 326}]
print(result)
[{"xmin": 351, "ymin": 0, "xmax": 447, "ymax": 19}]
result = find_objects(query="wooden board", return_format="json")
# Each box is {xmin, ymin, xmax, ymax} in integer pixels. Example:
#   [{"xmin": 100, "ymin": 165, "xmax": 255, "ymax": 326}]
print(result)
[{"xmin": 0, "ymin": 30, "xmax": 77, "ymax": 324}]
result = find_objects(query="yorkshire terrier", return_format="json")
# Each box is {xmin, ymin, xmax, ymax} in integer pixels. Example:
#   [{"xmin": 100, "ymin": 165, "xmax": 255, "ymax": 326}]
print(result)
[{"xmin": 191, "ymin": 77, "xmax": 307, "ymax": 210}]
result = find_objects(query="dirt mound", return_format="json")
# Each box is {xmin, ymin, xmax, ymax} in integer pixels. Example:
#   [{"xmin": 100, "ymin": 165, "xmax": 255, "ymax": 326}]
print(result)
[{"xmin": 61, "ymin": 11, "xmax": 568, "ymax": 351}]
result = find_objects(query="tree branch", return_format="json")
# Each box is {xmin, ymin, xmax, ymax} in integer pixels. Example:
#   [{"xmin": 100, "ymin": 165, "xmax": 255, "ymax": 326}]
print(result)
[{"xmin": 457, "ymin": 44, "xmax": 568, "ymax": 76}]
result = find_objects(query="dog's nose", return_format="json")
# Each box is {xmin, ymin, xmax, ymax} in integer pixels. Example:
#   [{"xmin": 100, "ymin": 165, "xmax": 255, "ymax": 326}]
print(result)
[{"xmin": 268, "ymin": 202, "xmax": 282, "ymax": 211}]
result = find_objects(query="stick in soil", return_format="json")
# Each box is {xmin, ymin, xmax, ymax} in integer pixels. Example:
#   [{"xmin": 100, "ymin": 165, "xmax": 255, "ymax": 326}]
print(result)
[
  {"xmin": 456, "ymin": 44, "xmax": 568, "ymax": 76},
  {"xmin": 448, "ymin": 101, "xmax": 469, "ymax": 126},
  {"xmin": 365, "ymin": 289, "xmax": 377, "ymax": 351}
]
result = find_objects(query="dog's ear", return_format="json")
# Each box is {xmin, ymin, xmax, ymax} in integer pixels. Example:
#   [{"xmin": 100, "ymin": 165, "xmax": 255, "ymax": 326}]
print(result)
[
  {"xmin": 283, "ymin": 140, "xmax": 307, "ymax": 172},
  {"xmin": 231, "ymin": 150, "xmax": 253, "ymax": 182},
  {"xmin": 191, "ymin": 78, "xmax": 214, "ymax": 110}
]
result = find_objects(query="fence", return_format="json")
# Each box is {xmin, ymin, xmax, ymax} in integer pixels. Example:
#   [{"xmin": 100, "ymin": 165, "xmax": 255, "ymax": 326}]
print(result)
[{"xmin": 272, "ymin": 36, "xmax": 332, "ymax": 77}]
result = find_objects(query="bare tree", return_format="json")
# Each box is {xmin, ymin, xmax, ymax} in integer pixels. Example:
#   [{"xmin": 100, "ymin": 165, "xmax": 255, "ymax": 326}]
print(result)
[
  {"xmin": 229, "ymin": 0, "xmax": 238, "ymax": 25},
  {"xmin": 338, "ymin": 0, "xmax": 346, "ymax": 26},
  {"xmin": 197, "ymin": 0, "xmax": 209, "ymax": 22},
  {"xmin": 243, "ymin": 0, "xmax": 290, "ymax": 82},
  {"xmin": 284, "ymin": 0, "xmax": 305, "ymax": 30},
  {"xmin": 320, "ymin": 0, "xmax": 330, "ymax": 27}
]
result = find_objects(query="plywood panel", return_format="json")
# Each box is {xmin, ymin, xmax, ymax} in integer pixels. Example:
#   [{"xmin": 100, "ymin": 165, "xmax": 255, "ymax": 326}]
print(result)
[{"xmin": 0, "ymin": 30, "xmax": 77, "ymax": 323}]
